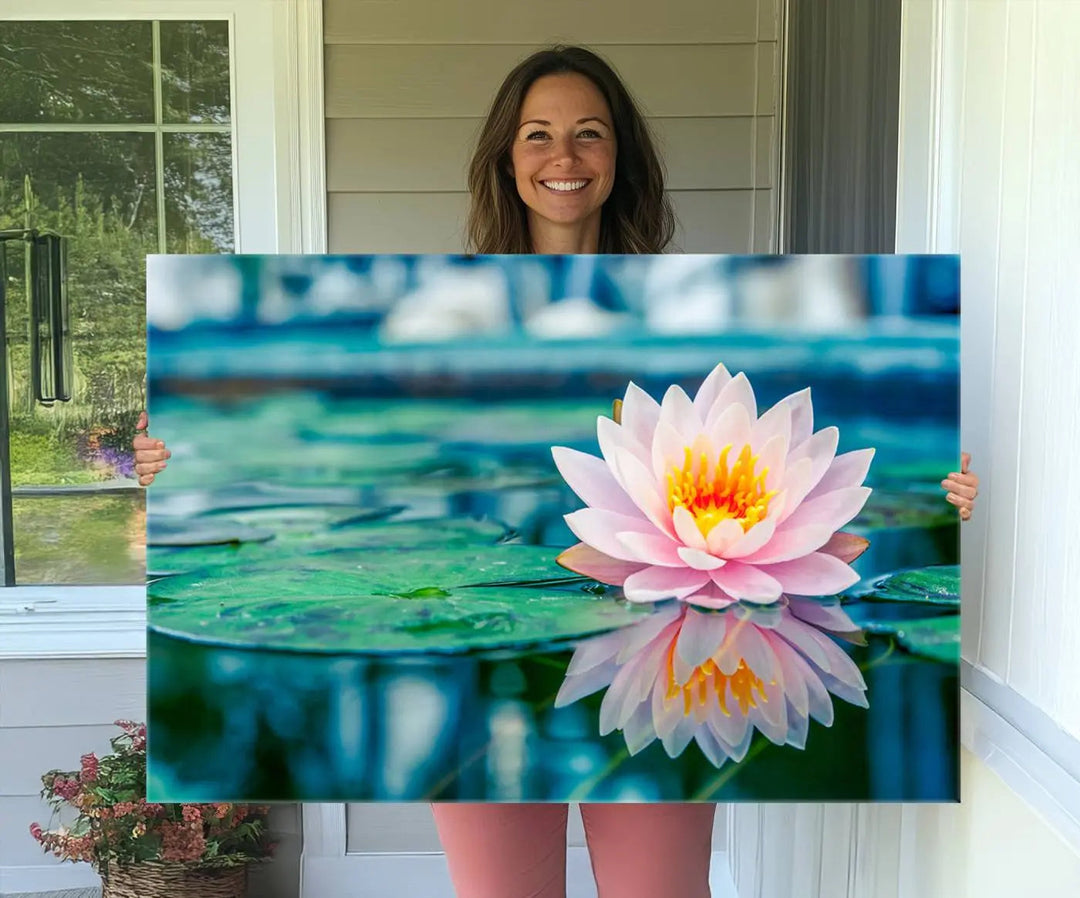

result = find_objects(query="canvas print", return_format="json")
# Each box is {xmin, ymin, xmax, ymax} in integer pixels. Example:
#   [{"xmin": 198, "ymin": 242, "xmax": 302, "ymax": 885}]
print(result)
[{"xmin": 145, "ymin": 254, "xmax": 960, "ymax": 803}]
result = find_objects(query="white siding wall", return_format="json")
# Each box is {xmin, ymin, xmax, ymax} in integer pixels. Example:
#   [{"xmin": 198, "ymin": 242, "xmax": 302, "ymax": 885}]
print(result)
[
  {"xmin": 727, "ymin": 0, "xmax": 1080, "ymax": 895},
  {"xmin": 323, "ymin": 0, "xmax": 783, "ymax": 254},
  {"xmin": 0, "ymin": 659, "xmax": 300, "ymax": 898}
]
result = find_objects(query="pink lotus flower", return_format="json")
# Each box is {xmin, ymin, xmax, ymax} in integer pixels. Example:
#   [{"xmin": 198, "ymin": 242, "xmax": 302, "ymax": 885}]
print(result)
[
  {"xmin": 552, "ymin": 363, "xmax": 874, "ymax": 608},
  {"xmin": 554, "ymin": 598, "xmax": 868, "ymax": 766}
]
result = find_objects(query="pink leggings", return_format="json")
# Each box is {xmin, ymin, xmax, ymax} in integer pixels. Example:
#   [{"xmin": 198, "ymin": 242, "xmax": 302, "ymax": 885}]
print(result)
[{"xmin": 431, "ymin": 803, "xmax": 716, "ymax": 898}]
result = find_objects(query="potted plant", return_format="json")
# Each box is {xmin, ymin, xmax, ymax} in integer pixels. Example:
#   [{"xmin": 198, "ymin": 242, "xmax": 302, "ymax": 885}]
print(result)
[{"xmin": 30, "ymin": 720, "xmax": 274, "ymax": 897}]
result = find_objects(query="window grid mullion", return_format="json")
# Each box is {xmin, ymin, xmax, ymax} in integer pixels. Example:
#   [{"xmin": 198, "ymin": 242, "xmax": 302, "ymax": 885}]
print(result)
[{"xmin": 152, "ymin": 19, "xmax": 167, "ymax": 255}]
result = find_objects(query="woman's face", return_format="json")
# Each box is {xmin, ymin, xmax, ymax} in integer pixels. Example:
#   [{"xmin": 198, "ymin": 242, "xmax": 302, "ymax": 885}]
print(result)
[{"xmin": 509, "ymin": 73, "xmax": 617, "ymax": 235}]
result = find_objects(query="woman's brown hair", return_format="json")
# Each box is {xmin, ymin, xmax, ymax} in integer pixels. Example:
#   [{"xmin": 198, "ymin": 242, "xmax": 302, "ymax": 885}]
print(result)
[{"xmin": 466, "ymin": 46, "xmax": 676, "ymax": 254}]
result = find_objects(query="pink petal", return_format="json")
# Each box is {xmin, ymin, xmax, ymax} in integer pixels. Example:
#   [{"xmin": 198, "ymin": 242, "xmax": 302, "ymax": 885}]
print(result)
[
  {"xmin": 617, "ymin": 531, "xmax": 684, "ymax": 567},
  {"xmin": 706, "ymin": 371, "xmax": 757, "ymax": 425},
  {"xmin": 692, "ymin": 363, "xmax": 733, "ymax": 417},
  {"xmin": 728, "ymin": 621, "xmax": 781, "ymax": 686},
  {"xmin": 705, "ymin": 397, "xmax": 752, "ymax": 451},
  {"xmin": 619, "ymin": 382, "xmax": 662, "ymax": 451},
  {"xmin": 749, "ymin": 398, "xmax": 792, "ymax": 455},
  {"xmin": 777, "ymin": 427, "xmax": 839, "ymax": 524},
  {"xmin": 783, "ymin": 388, "xmax": 814, "ymax": 449},
  {"xmin": 551, "ymin": 446, "xmax": 644, "ymax": 519},
  {"xmin": 705, "ymin": 518, "xmax": 745, "ymax": 556},
  {"xmin": 805, "ymin": 448, "xmax": 875, "ymax": 500},
  {"xmin": 556, "ymin": 543, "xmax": 646, "ymax": 585},
  {"xmin": 747, "ymin": 673, "xmax": 788, "ymax": 735},
  {"xmin": 612, "ymin": 447, "xmax": 678, "ymax": 540},
  {"xmin": 556, "ymin": 659, "xmax": 619, "ymax": 707},
  {"xmin": 623, "ymin": 566, "xmax": 710, "ymax": 603},
  {"xmin": 786, "ymin": 597, "xmax": 860, "ymax": 635},
  {"xmin": 623, "ymin": 700, "xmax": 660, "ymax": 755},
  {"xmin": 721, "ymin": 517, "xmax": 777, "ymax": 559},
  {"xmin": 818, "ymin": 531, "xmax": 870, "ymax": 563},
  {"xmin": 564, "ymin": 627, "xmax": 623, "ymax": 675},
  {"xmin": 693, "ymin": 726, "xmax": 734, "ymax": 768},
  {"xmin": 739, "ymin": 523, "xmax": 834, "ymax": 565},
  {"xmin": 763, "ymin": 631, "xmax": 808, "ymax": 718},
  {"xmin": 773, "ymin": 616, "xmax": 832, "ymax": 672},
  {"xmin": 614, "ymin": 608, "xmax": 684, "ymax": 664},
  {"xmin": 777, "ymin": 486, "xmax": 871, "ymax": 536},
  {"xmin": 564, "ymin": 508, "xmax": 658, "ymax": 562},
  {"xmin": 682, "ymin": 583, "xmax": 739, "ymax": 609},
  {"xmin": 782, "ymin": 645, "xmax": 835, "ymax": 725},
  {"xmin": 710, "ymin": 561, "xmax": 784, "ymax": 603},
  {"xmin": 657, "ymin": 384, "xmax": 702, "ymax": 445},
  {"xmin": 651, "ymin": 419, "xmax": 694, "ymax": 482},
  {"xmin": 753, "ymin": 432, "xmax": 789, "ymax": 494},
  {"xmin": 672, "ymin": 505, "xmax": 708, "ymax": 551},
  {"xmin": 756, "ymin": 551, "xmax": 860, "ymax": 596},
  {"xmin": 673, "ymin": 609, "xmax": 729, "ymax": 681},
  {"xmin": 597, "ymin": 415, "xmax": 650, "ymax": 477},
  {"xmin": 676, "ymin": 546, "xmax": 727, "ymax": 570},
  {"xmin": 708, "ymin": 692, "xmax": 751, "ymax": 747}
]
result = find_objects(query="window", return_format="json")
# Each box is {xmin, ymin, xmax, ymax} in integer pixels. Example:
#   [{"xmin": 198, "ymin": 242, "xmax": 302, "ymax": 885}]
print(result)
[
  {"xmin": 0, "ymin": 19, "xmax": 235, "ymax": 584},
  {"xmin": 0, "ymin": 0, "xmax": 322, "ymax": 658}
]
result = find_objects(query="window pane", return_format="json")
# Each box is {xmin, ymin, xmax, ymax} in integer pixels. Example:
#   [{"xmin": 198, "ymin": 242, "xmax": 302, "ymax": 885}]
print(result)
[
  {"xmin": 0, "ymin": 22, "xmax": 154, "ymax": 124},
  {"xmin": 164, "ymin": 132, "xmax": 234, "ymax": 252},
  {"xmin": 160, "ymin": 20, "xmax": 232, "ymax": 124},
  {"xmin": 12, "ymin": 493, "xmax": 144, "ymax": 584},
  {"xmin": 1, "ymin": 132, "xmax": 154, "ymax": 584}
]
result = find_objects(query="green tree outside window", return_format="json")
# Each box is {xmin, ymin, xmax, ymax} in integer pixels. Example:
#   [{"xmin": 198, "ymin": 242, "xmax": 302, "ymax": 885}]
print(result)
[{"xmin": 0, "ymin": 20, "xmax": 234, "ymax": 584}]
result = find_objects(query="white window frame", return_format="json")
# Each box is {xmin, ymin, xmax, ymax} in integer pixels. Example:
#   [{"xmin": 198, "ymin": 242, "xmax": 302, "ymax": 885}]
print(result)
[
  {"xmin": 0, "ymin": 0, "xmax": 327, "ymax": 660},
  {"xmin": 894, "ymin": 0, "xmax": 1080, "ymax": 857}
]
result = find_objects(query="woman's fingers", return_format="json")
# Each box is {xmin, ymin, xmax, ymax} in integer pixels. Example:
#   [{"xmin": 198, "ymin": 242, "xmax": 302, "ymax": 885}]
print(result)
[
  {"xmin": 945, "ymin": 492, "xmax": 973, "ymax": 511},
  {"xmin": 943, "ymin": 452, "xmax": 978, "ymax": 523},
  {"xmin": 941, "ymin": 476, "xmax": 977, "ymax": 499},
  {"xmin": 134, "ymin": 447, "xmax": 170, "ymax": 464},
  {"xmin": 133, "ymin": 411, "xmax": 167, "ymax": 487}
]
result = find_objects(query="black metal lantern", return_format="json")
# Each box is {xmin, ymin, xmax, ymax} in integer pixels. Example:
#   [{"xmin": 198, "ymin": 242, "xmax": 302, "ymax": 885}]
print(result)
[
  {"xmin": 0, "ymin": 228, "xmax": 74, "ymax": 406},
  {"xmin": 0, "ymin": 229, "xmax": 74, "ymax": 585},
  {"xmin": 29, "ymin": 232, "xmax": 74, "ymax": 404}
]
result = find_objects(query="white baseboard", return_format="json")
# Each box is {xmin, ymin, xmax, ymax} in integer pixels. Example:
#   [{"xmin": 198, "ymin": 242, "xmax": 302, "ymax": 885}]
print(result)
[
  {"xmin": 0, "ymin": 863, "xmax": 99, "ymax": 896},
  {"xmin": 300, "ymin": 848, "xmax": 738, "ymax": 898}
]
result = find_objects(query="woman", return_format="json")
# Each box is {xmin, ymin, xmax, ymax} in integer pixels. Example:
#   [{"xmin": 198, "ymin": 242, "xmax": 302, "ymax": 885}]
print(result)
[{"xmin": 135, "ymin": 46, "xmax": 979, "ymax": 898}]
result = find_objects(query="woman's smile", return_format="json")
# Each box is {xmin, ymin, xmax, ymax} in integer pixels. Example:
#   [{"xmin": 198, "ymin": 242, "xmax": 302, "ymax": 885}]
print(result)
[{"xmin": 509, "ymin": 72, "xmax": 617, "ymax": 248}]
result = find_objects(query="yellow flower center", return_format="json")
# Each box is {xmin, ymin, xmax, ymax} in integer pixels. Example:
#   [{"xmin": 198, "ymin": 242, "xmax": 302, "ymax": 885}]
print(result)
[
  {"xmin": 665, "ymin": 642, "xmax": 770, "ymax": 717},
  {"xmin": 666, "ymin": 443, "xmax": 776, "ymax": 537}
]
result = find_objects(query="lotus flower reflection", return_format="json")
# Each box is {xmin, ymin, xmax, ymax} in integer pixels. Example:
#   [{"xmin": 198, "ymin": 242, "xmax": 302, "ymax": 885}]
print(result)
[
  {"xmin": 555, "ymin": 599, "xmax": 869, "ymax": 766},
  {"xmin": 553, "ymin": 363, "xmax": 874, "ymax": 608}
]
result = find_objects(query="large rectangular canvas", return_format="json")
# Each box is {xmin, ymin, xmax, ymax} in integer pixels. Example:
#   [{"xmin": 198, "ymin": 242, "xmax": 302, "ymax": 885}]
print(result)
[{"xmin": 145, "ymin": 254, "xmax": 960, "ymax": 802}]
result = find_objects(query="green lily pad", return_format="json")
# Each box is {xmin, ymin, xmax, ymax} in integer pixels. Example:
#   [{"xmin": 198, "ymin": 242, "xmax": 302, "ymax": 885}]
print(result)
[
  {"xmin": 148, "ymin": 516, "xmax": 515, "ymax": 577},
  {"xmin": 863, "ymin": 616, "xmax": 959, "ymax": 664},
  {"xmin": 147, "ymin": 543, "xmax": 650, "ymax": 654},
  {"xmin": 148, "ymin": 518, "xmax": 275, "ymax": 547},
  {"xmin": 851, "ymin": 565, "xmax": 960, "ymax": 606}
]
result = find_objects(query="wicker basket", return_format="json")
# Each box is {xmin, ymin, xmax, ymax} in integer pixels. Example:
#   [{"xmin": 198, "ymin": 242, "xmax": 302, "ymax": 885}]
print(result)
[{"xmin": 101, "ymin": 861, "xmax": 247, "ymax": 898}]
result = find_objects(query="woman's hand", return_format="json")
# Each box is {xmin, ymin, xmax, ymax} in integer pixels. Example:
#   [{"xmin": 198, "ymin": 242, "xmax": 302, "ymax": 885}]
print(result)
[
  {"xmin": 133, "ymin": 411, "xmax": 171, "ymax": 487},
  {"xmin": 942, "ymin": 451, "xmax": 978, "ymax": 521}
]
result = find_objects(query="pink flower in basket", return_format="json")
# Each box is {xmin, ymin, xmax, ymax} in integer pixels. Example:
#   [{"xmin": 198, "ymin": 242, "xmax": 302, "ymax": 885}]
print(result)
[{"xmin": 553, "ymin": 363, "xmax": 874, "ymax": 608}]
